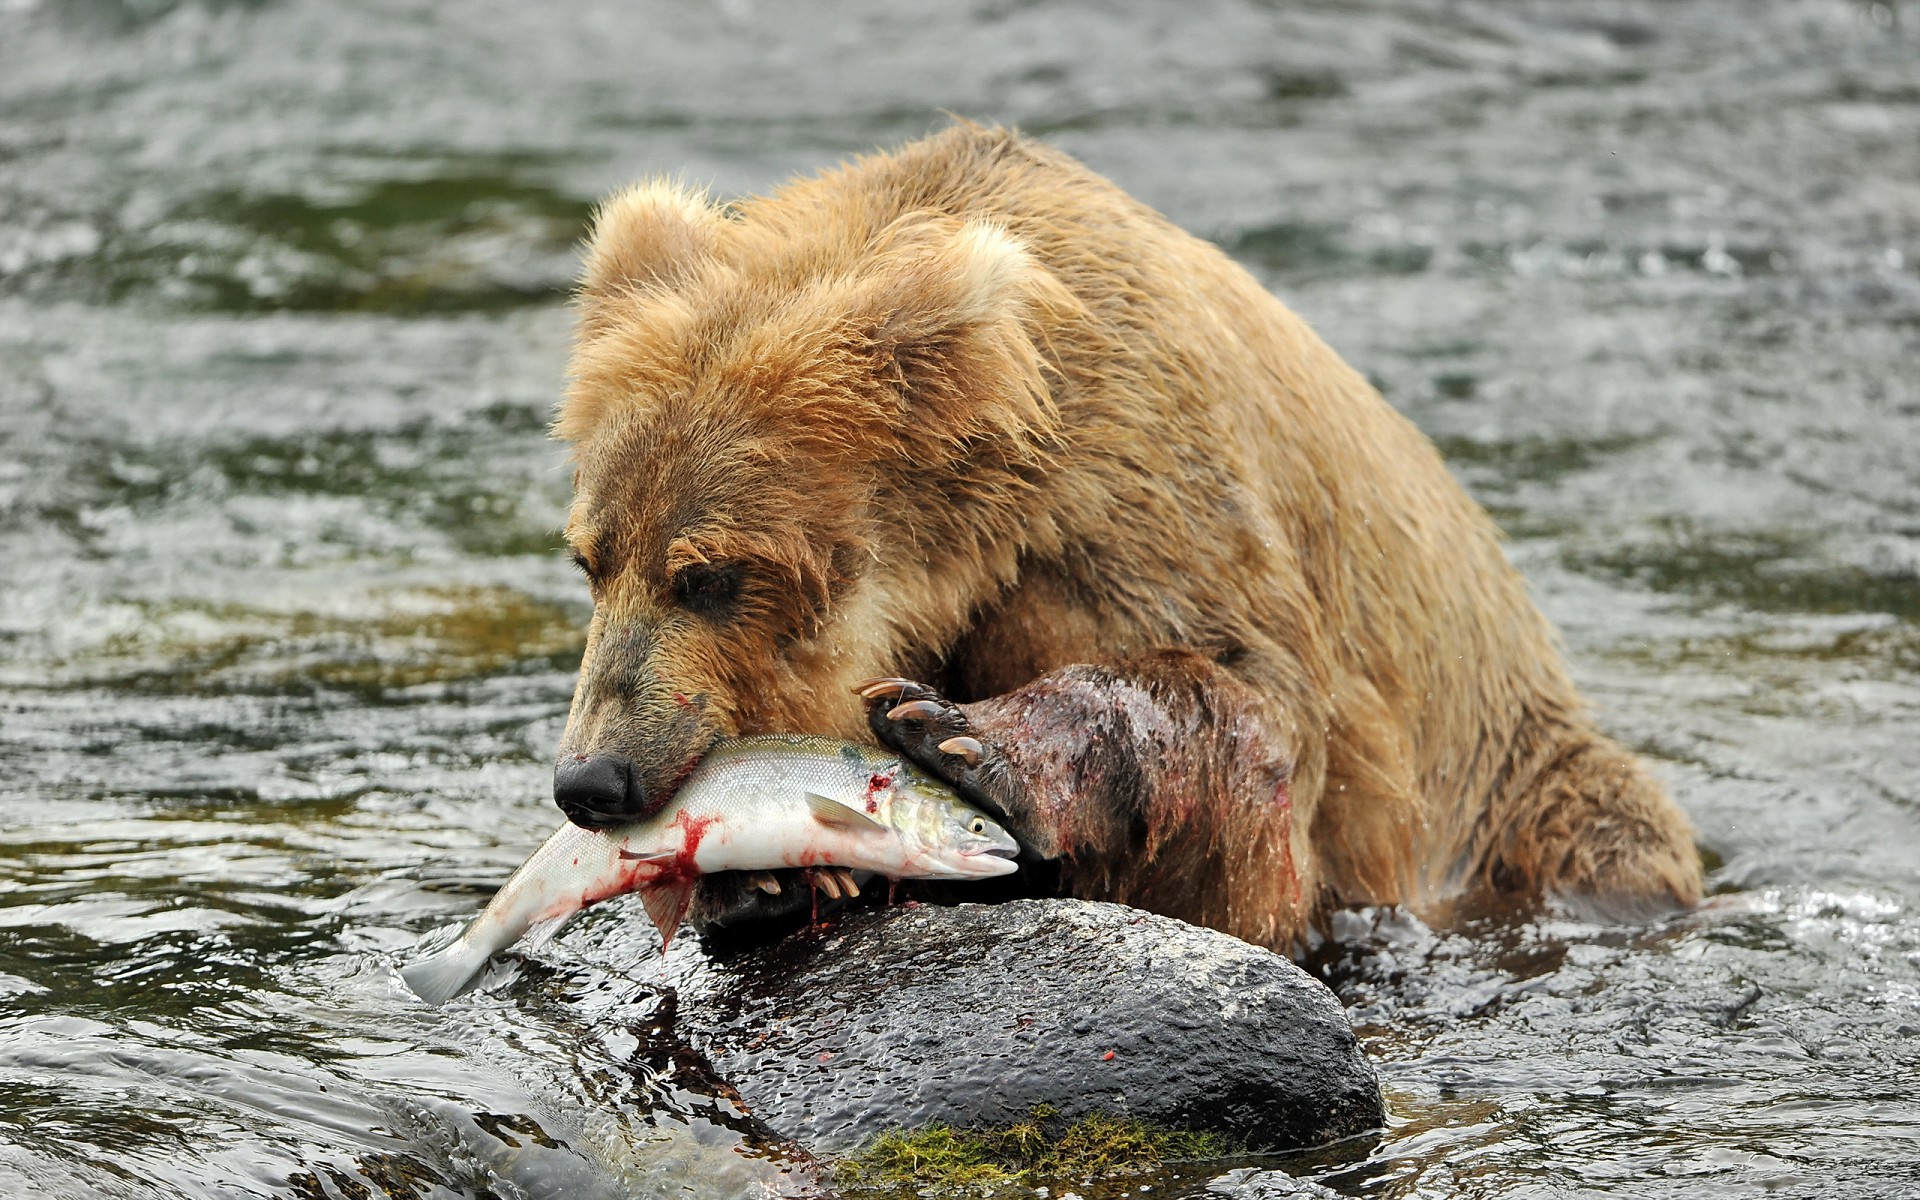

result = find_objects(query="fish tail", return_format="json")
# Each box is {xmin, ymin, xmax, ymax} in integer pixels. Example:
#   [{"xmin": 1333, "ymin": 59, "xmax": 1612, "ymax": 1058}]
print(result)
[{"xmin": 400, "ymin": 940, "xmax": 488, "ymax": 1005}]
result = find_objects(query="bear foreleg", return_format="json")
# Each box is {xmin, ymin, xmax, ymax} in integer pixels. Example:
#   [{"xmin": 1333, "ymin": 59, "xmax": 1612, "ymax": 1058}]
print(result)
[{"xmin": 859, "ymin": 649, "xmax": 1314, "ymax": 949}]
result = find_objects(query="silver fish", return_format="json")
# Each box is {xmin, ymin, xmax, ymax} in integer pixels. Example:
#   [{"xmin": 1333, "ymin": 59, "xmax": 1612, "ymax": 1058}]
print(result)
[{"xmin": 402, "ymin": 735, "xmax": 1018, "ymax": 1003}]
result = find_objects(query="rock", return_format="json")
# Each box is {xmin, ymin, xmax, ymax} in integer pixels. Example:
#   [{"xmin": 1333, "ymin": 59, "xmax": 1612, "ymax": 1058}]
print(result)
[{"xmin": 651, "ymin": 898, "xmax": 1384, "ymax": 1154}]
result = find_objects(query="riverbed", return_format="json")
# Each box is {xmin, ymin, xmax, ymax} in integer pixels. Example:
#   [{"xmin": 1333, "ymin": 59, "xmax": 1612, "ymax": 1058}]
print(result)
[{"xmin": 2, "ymin": 1, "xmax": 1916, "ymax": 1196}]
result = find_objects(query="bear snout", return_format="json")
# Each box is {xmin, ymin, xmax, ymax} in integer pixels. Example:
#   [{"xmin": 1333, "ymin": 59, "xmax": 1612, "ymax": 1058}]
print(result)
[{"xmin": 554, "ymin": 752, "xmax": 642, "ymax": 829}]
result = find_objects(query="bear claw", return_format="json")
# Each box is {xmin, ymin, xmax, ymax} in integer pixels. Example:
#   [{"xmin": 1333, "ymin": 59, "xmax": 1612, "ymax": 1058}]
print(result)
[
  {"xmin": 886, "ymin": 699, "xmax": 947, "ymax": 722},
  {"xmin": 805, "ymin": 867, "xmax": 861, "ymax": 900},
  {"xmin": 853, "ymin": 677, "xmax": 917, "ymax": 699},
  {"xmin": 938, "ymin": 735, "xmax": 985, "ymax": 765}
]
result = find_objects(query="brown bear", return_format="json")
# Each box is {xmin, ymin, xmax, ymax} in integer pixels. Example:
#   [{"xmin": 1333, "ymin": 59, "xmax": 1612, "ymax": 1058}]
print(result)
[{"xmin": 550, "ymin": 122, "xmax": 1702, "ymax": 953}]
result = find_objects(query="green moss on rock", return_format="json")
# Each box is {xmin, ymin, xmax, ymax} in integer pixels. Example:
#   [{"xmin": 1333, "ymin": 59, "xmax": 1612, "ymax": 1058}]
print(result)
[{"xmin": 834, "ymin": 1105, "xmax": 1234, "ymax": 1195}]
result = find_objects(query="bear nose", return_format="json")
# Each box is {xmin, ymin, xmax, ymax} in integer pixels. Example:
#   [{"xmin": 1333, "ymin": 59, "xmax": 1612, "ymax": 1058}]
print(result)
[{"xmin": 554, "ymin": 753, "xmax": 639, "ymax": 829}]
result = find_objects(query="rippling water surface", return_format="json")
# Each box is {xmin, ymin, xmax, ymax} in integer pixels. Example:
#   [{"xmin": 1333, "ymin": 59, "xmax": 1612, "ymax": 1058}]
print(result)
[{"xmin": 2, "ymin": 1, "xmax": 1917, "ymax": 1196}]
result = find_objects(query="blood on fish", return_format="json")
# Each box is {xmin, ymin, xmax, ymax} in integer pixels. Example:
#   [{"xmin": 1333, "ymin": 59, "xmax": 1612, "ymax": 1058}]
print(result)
[
  {"xmin": 619, "ymin": 809, "xmax": 719, "ymax": 938},
  {"xmin": 665, "ymin": 810, "xmax": 719, "ymax": 882},
  {"xmin": 865, "ymin": 771, "xmax": 894, "ymax": 813},
  {"xmin": 589, "ymin": 852, "xmax": 664, "ymax": 905}
]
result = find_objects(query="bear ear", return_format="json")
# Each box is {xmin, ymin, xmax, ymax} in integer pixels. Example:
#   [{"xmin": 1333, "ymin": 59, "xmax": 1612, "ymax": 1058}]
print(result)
[
  {"xmin": 857, "ymin": 217, "xmax": 1072, "ymax": 451},
  {"xmin": 865, "ymin": 219, "xmax": 1043, "ymax": 344},
  {"xmin": 577, "ymin": 179, "xmax": 725, "ymax": 338}
]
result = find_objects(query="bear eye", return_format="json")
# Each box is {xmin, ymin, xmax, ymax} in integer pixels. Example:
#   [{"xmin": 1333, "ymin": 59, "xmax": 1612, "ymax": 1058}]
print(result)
[
  {"xmin": 569, "ymin": 548, "xmax": 597, "ymax": 581},
  {"xmin": 672, "ymin": 561, "xmax": 743, "ymax": 618}
]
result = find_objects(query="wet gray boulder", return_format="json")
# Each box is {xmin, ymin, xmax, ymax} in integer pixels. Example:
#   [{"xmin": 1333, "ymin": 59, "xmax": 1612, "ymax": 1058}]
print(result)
[{"xmin": 652, "ymin": 898, "xmax": 1383, "ymax": 1153}]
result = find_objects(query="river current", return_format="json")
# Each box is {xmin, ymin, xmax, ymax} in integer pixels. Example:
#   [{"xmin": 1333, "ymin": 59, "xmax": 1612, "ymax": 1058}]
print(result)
[{"xmin": 2, "ymin": 2, "xmax": 1916, "ymax": 1196}]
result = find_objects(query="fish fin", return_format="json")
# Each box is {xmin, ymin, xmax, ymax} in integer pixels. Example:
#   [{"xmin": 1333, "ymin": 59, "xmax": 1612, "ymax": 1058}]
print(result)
[
  {"xmin": 618, "ymin": 847, "xmax": 678, "ymax": 863},
  {"xmin": 640, "ymin": 880, "xmax": 696, "ymax": 949},
  {"xmin": 805, "ymin": 791, "xmax": 886, "ymax": 831},
  {"xmin": 400, "ymin": 943, "xmax": 487, "ymax": 1005}
]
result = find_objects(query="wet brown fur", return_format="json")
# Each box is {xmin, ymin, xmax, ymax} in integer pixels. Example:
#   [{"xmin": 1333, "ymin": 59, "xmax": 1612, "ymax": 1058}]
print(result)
[{"xmin": 555, "ymin": 123, "xmax": 1702, "ymax": 951}]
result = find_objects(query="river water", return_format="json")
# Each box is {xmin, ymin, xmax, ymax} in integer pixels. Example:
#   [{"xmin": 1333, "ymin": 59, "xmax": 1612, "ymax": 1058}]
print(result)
[{"xmin": 1, "ymin": 1, "xmax": 1916, "ymax": 1196}]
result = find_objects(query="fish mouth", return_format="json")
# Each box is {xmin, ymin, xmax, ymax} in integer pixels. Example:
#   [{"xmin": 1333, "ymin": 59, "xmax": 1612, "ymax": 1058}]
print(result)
[
  {"xmin": 943, "ymin": 848, "xmax": 1020, "ymax": 879},
  {"xmin": 967, "ymin": 845, "xmax": 1020, "ymax": 860}
]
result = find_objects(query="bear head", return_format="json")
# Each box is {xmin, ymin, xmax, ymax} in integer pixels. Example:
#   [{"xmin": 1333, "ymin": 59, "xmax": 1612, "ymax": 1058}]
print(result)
[{"xmin": 550, "ymin": 177, "xmax": 1070, "ymax": 826}]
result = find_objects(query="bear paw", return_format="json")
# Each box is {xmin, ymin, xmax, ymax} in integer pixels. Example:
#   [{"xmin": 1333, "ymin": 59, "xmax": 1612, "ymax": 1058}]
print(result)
[{"xmin": 854, "ymin": 677, "xmax": 1025, "ymax": 839}]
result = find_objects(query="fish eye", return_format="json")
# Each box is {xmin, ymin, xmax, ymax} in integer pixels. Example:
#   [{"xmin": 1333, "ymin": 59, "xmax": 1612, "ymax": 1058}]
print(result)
[{"xmin": 968, "ymin": 816, "xmax": 988, "ymax": 835}]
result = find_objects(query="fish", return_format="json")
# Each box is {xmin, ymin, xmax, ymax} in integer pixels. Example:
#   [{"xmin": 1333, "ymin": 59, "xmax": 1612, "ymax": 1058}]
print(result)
[{"xmin": 401, "ymin": 734, "xmax": 1020, "ymax": 1003}]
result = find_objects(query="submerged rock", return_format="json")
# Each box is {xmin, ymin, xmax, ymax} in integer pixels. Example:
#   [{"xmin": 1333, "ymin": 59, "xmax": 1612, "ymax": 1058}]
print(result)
[{"xmin": 652, "ymin": 898, "xmax": 1384, "ymax": 1154}]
